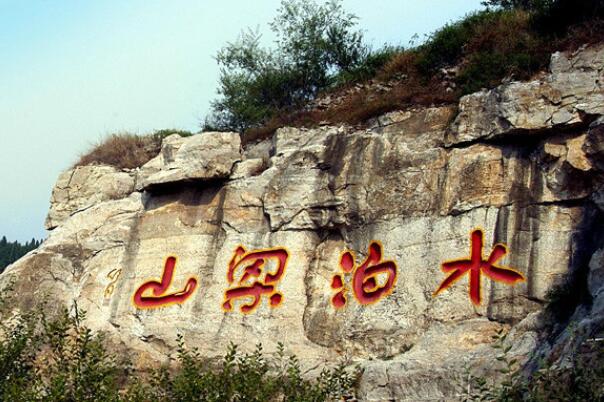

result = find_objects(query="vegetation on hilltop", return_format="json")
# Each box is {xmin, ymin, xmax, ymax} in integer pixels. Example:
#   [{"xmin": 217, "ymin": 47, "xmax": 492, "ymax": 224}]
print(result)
[
  {"xmin": 74, "ymin": 0, "xmax": 604, "ymax": 168},
  {"xmin": 203, "ymin": 0, "xmax": 371, "ymax": 133},
  {"xmin": 202, "ymin": 0, "xmax": 390, "ymax": 134},
  {"xmin": 0, "ymin": 237, "xmax": 41, "ymax": 274},
  {"xmin": 203, "ymin": 0, "xmax": 604, "ymax": 144},
  {"xmin": 74, "ymin": 129, "xmax": 193, "ymax": 169}
]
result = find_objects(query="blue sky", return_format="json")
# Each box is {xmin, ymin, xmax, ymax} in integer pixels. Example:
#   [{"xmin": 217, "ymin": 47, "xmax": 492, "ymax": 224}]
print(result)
[{"xmin": 0, "ymin": 0, "xmax": 483, "ymax": 242}]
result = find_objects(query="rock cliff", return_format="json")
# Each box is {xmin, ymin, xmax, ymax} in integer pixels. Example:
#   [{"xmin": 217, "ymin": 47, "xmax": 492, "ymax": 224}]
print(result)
[{"xmin": 2, "ymin": 44, "xmax": 603, "ymax": 401}]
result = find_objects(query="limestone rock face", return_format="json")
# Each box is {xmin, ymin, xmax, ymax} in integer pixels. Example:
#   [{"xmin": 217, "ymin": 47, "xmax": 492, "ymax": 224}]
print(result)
[
  {"xmin": 449, "ymin": 44, "xmax": 604, "ymax": 145},
  {"xmin": 3, "ymin": 44, "xmax": 604, "ymax": 401},
  {"xmin": 135, "ymin": 132, "xmax": 241, "ymax": 191},
  {"xmin": 589, "ymin": 248, "xmax": 604, "ymax": 298},
  {"xmin": 45, "ymin": 165, "xmax": 136, "ymax": 229}
]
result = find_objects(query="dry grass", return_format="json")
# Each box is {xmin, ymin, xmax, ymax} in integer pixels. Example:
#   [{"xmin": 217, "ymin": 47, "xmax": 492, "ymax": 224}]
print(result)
[
  {"xmin": 325, "ymin": 82, "xmax": 455, "ymax": 123},
  {"xmin": 75, "ymin": 11, "xmax": 604, "ymax": 154},
  {"xmin": 242, "ymin": 70, "xmax": 456, "ymax": 145},
  {"xmin": 74, "ymin": 133, "xmax": 161, "ymax": 169},
  {"xmin": 377, "ymin": 50, "xmax": 422, "ymax": 82},
  {"xmin": 466, "ymin": 10, "xmax": 533, "ymax": 52},
  {"xmin": 243, "ymin": 9, "xmax": 604, "ymax": 145},
  {"xmin": 557, "ymin": 18, "xmax": 604, "ymax": 50}
]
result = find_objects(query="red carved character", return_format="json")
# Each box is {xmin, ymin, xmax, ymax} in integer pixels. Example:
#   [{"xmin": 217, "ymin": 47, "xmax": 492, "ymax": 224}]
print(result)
[
  {"xmin": 331, "ymin": 241, "xmax": 397, "ymax": 309},
  {"xmin": 133, "ymin": 256, "xmax": 197, "ymax": 309},
  {"xmin": 222, "ymin": 246, "xmax": 289, "ymax": 314},
  {"xmin": 433, "ymin": 229, "xmax": 526, "ymax": 305}
]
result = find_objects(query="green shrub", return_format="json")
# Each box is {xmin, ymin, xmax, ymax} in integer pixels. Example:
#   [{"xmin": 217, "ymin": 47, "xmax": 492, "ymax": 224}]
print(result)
[
  {"xmin": 0, "ymin": 286, "xmax": 357, "ymax": 402},
  {"xmin": 129, "ymin": 340, "xmax": 357, "ymax": 401},
  {"xmin": 208, "ymin": 0, "xmax": 604, "ymax": 138},
  {"xmin": 459, "ymin": 322, "xmax": 604, "ymax": 401},
  {"xmin": 519, "ymin": 340, "xmax": 604, "ymax": 401},
  {"xmin": 415, "ymin": 11, "xmax": 493, "ymax": 74},
  {"xmin": 456, "ymin": 10, "xmax": 547, "ymax": 93},
  {"xmin": 531, "ymin": 0, "xmax": 604, "ymax": 36},
  {"xmin": 36, "ymin": 308, "xmax": 125, "ymax": 402},
  {"xmin": 0, "ymin": 309, "xmax": 40, "ymax": 400},
  {"xmin": 0, "ymin": 300, "xmax": 125, "ymax": 402},
  {"xmin": 333, "ymin": 45, "xmax": 404, "ymax": 85}
]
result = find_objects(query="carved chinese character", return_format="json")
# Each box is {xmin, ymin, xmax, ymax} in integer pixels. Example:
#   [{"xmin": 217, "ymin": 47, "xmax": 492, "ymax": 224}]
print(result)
[
  {"xmin": 133, "ymin": 256, "xmax": 198, "ymax": 309},
  {"xmin": 104, "ymin": 268, "xmax": 122, "ymax": 299},
  {"xmin": 331, "ymin": 241, "xmax": 397, "ymax": 309},
  {"xmin": 433, "ymin": 229, "xmax": 525, "ymax": 305},
  {"xmin": 222, "ymin": 246, "xmax": 289, "ymax": 314}
]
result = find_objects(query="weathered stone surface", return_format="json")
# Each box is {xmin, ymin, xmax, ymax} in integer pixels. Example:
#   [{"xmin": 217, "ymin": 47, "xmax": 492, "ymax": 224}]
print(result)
[
  {"xmin": 356, "ymin": 319, "xmax": 539, "ymax": 401},
  {"xmin": 136, "ymin": 132, "xmax": 241, "ymax": 190},
  {"xmin": 584, "ymin": 116, "xmax": 604, "ymax": 172},
  {"xmin": 448, "ymin": 43, "xmax": 604, "ymax": 145},
  {"xmin": 2, "ymin": 44, "xmax": 604, "ymax": 401},
  {"xmin": 5, "ymin": 193, "xmax": 144, "ymax": 316},
  {"xmin": 242, "ymin": 138, "xmax": 272, "ymax": 160},
  {"xmin": 230, "ymin": 158, "xmax": 266, "ymax": 179},
  {"xmin": 589, "ymin": 247, "xmax": 604, "ymax": 298},
  {"xmin": 45, "ymin": 165, "xmax": 135, "ymax": 229}
]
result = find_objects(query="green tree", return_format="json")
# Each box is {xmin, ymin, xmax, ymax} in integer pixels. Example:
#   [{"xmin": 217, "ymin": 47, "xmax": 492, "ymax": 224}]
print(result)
[
  {"xmin": 481, "ymin": 0, "xmax": 539, "ymax": 9},
  {"xmin": 205, "ymin": 0, "xmax": 369, "ymax": 132},
  {"xmin": 0, "ymin": 236, "xmax": 41, "ymax": 274}
]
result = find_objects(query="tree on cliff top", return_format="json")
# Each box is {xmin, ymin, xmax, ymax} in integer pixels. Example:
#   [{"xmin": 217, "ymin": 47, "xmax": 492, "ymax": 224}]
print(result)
[{"xmin": 205, "ymin": 0, "xmax": 369, "ymax": 132}]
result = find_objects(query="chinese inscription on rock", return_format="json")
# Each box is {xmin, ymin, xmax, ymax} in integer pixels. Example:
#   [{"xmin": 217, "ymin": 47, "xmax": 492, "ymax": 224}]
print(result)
[{"xmin": 129, "ymin": 228, "xmax": 525, "ymax": 312}]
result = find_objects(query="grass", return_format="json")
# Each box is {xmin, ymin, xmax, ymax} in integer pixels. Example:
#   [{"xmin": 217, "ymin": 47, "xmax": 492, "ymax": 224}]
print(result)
[
  {"xmin": 74, "ymin": 129, "xmax": 193, "ymax": 170},
  {"xmin": 242, "ymin": 63, "xmax": 457, "ymax": 144}
]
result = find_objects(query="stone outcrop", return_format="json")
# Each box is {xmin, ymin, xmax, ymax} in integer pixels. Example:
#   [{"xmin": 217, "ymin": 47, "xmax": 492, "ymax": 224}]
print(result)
[
  {"xmin": 2, "ymin": 44, "xmax": 604, "ymax": 401},
  {"xmin": 449, "ymin": 44, "xmax": 604, "ymax": 145},
  {"xmin": 135, "ymin": 132, "xmax": 241, "ymax": 191},
  {"xmin": 45, "ymin": 165, "xmax": 136, "ymax": 229}
]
